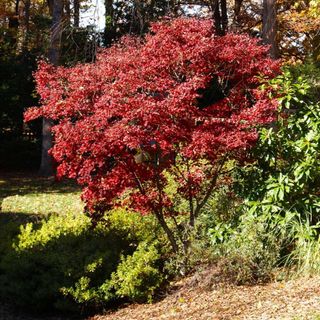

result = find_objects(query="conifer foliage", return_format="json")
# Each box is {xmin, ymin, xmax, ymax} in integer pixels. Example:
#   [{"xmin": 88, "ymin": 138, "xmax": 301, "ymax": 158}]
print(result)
[{"xmin": 25, "ymin": 18, "xmax": 279, "ymax": 251}]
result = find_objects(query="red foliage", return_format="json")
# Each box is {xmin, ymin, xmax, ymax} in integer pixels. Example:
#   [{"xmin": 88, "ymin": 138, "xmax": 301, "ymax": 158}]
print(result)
[{"xmin": 25, "ymin": 18, "xmax": 279, "ymax": 220}]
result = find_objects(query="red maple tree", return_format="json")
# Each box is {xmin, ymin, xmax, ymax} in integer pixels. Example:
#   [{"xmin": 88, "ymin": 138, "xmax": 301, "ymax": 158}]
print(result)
[{"xmin": 25, "ymin": 18, "xmax": 279, "ymax": 252}]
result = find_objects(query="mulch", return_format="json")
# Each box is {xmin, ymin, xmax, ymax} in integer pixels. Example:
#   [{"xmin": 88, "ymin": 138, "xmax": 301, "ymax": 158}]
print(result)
[{"xmin": 89, "ymin": 272, "xmax": 320, "ymax": 320}]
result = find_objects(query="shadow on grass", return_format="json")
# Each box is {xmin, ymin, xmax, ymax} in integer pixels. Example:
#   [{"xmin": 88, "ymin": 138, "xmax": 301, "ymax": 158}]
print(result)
[
  {"xmin": 0, "ymin": 172, "xmax": 80, "ymax": 201},
  {"xmin": 0, "ymin": 172, "xmax": 83, "ymax": 217}
]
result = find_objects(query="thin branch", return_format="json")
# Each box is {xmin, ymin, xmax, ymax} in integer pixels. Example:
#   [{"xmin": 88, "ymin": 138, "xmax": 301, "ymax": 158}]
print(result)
[
  {"xmin": 194, "ymin": 156, "xmax": 227, "ymax": 219},
  {"xmin": 186, "ymin": 160, "xmax": 195, "ymax": 227},
  {"xmin": 120, "ymin": 159, "xmax": 146, "ymax": 195}
]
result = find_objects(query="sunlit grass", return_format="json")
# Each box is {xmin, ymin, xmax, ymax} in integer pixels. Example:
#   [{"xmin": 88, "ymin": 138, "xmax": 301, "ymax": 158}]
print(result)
[
  {"xmin": 2, "ymin": 193, "xmax": 83, "ymax": 216},
  {"xmin": 0, "ymin": 173, "xmax": 82, "ymax": 216}
]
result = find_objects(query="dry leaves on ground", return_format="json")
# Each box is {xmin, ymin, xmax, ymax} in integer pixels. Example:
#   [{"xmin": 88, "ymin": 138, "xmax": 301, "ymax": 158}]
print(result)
[{"xmin": 90, "ymin": 272, "xmax": 320, "ymax": 320}]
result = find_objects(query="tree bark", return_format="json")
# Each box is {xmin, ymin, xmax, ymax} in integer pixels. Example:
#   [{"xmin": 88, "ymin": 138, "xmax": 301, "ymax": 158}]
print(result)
[
  {"xmin": 231, "ymin": 0, "xmax": 243, "ymax": 31},
  {"xmin": 22, "ymin": 0, "xmax": 31, "ymax": 53},
  {"xmin": 39, "ymin": 118, "xmax": 55, "ymax": 176},
  {"xmin": 312, "ymin": 32, "xmax": 320, "ymax": 66},
  {"xmin": 74, "ymin": 0, "xmax": 79, "ymax": 27},
  {"xmin": 262, "ymin": 0, "xmax": 278, "ymax": 59},
  {"xmin": 39, "ymin": 0, "xmax": 63, "ymax": 176},
  {"xmin": 154, "ymin": 210, "xmax": 179, "ymax": 253},
  {"xmin": 65, "ymin": 0, "xmax": 71, "ymax": 25},
  {"xmin": 211, "ymin": 0, "xmax": 222, "ymax": 35},
  {"xmin": 211, "ymin": 0, "xmax": 227, "ymax": 36},
  {"xmin": 104, "ymin": 0, "xmax": 115, "ymax": 46},
  {"xmin": 8, "ymin": 0, "xmax": 20, "ymax": 49},
  {"xmin": 135, "ymin": 0, "xmax": 144, "ymax": 35},
  {"xmin": 220, "ymin": 0, "xmax": 228, "ymax": 35},
  {"xmin": 49, "ymin": 0, "xmax": 63, "ymax": 64}
]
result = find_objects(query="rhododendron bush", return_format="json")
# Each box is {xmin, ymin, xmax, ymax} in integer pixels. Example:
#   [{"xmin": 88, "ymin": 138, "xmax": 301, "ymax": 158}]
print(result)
[{"xmin": 25, "ymin": 18, "xmax": 279, "ymax": 252}]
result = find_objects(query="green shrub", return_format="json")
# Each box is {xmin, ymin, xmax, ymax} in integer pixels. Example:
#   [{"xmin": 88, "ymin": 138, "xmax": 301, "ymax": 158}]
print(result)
[
  {"xmin": 284, "ymin": 213, "xmax": 320, "ymax": 276},
  {"xmin": 162, "ymin": 186, "xmax": 241, "ymax": 275},
  {"xmin": 0, "ymin": 209, "xmax": 165, "ymax": 312},
  {"xmin": 0, "ymin": 213, "xmax": 125, "ymax": 311},
  {"xmin": 110, "ymin": 242, "xmax": 163, "ymax": 302},
  {"xmin": 229, "ymin": 63, "xmax": 320, "ymax": 280},
  {"xmin": 211, "ymin": 212, "xmax": 282, "ymax": 284}
]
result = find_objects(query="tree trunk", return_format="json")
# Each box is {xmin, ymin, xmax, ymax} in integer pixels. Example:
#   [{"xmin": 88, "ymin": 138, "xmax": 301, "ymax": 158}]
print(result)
[
  {"xmin": 211, "ymin": 0, "xmax": 227, "ymax": 36},
  {"xmin": 232, "ymin": 0, "xmax": 243, "ymax": 31},
  {"xmin": 39, "ymin": 118, "xmax": 55, "ymax": 176},
  {"xmin": 74, "ymin": 0, "xmax": 79, "ymax": 27},
  {"xmin": 49, "ymin": 0, "xmax": 63, "ymax": 64},
  {"xmin": 220, "ymin": 0, "xmax": 228, "ymax": 35},
  {"xmin": 154, "ymin": 211, "xmax": 179, "ymax": 253},
  {"xmin": 211, "ymin": 0, "xmax": 222, "ymax": 35},
  {"xmin": 104, "ymin": 0, "xmax": 114, "ymax": 46},
  {"xmin": 135, "ymin": 0, "xmax": 144, "ymax": 35},
  {"xmin": 39, "ymin": 0, "xmax": 63, "ymax": 176},
  {"xmin": 312, "ymin": 31, "xmax": 320, "ymax": 67},
  {"xmin": 65, "ymin": 0, "xmax": 71, "ymax": 25},
  {"xmin": 8, "ymin": 0, "xmax": 20, "ymax": 49},
  {"xmin": 262, "ymin": 0, "xmax": 278, "ymax": 59},
  {"xmin": 22, "ymin": 0, "xmax": 31, "ymax": 53}
]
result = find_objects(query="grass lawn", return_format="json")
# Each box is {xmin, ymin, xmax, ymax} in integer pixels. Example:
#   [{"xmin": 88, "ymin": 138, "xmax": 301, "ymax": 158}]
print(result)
[{"xmin": 0, "ymin": 172, "xmax": 83, "ymax": 215}]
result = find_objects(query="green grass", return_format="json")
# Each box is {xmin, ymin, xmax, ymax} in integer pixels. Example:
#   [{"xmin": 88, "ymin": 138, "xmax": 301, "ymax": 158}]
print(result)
[
  {"xmin": 0, "ymin": 172, "xmax": 83, "ymax": 215},
  {"xmin": 2, "ymin": 192, "xmax": 83, "ymax": 215}
]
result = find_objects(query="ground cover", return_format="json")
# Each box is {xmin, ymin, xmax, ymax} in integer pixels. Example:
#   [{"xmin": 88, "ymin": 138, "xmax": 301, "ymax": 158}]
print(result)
[
  {"xmin": 1, "ymin": 173, "xmax": 320, "ymax": 320},
  {"xmin": 91, "ymin": 271, "xmax": 320, "ymax": 320}
]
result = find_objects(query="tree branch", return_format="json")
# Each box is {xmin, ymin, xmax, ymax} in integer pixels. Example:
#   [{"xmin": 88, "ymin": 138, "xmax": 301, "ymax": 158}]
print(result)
[{"xmin": 194, "ymin": 157, "xmax": 226, "ymax": 219}]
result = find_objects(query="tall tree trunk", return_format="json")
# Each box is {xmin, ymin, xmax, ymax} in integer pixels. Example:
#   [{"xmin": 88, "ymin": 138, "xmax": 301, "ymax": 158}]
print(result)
[
  {"xmin": 104, "ymin": 0, "xmax": 114, "ymax": 46},
  {"xmin": 39, "ymin": 0, "xmax": 63, "ymax": 176},
  {"xmin": 232, "ymin": 0, "xmax": 243, "ymax": 31},
  {"xmin": 211, "ymin": 0, "xmax": 227, "ymax": 36},
  {"xmin": 211, "ymin": 0, "xmax": 222, "ymax": 35},
  {"xmin": 220, "ymin": 0, "xmax": 228, "ymax": 35},
  {"xmin": 135, "ymin": 0, "xmax": 144, "ymax": 35},
  {"xmin": 39, "ymin": 118, "xmax": 55, "ymax": 176},
  {"xmin": 147, "ymin": 0, "xmax": 155, "ymax": 21},
  {"xmin": 49, "ymin": 0, "xmax": 63, "ymax": 64},
  {"xmin": 312, "ymin": 31, "xmax": 320, "ymax": 67},
  {"xmin": 262, "ymin": 0, "xmax": 278, "ymax": 59},
  {"xmin": 8, "ymin": 0, "xmax": 20, "ymax": 49},
  {"xmin": 65, "ymin": 0, "xmax": 71, "ymax": 25},
  {"xmin": 74, "ymin": 0, "xmax": 79, "ymax": 27},
  {"xmin": 22, "ymin": 0, "xmax": 31, "ymax": 53}
]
